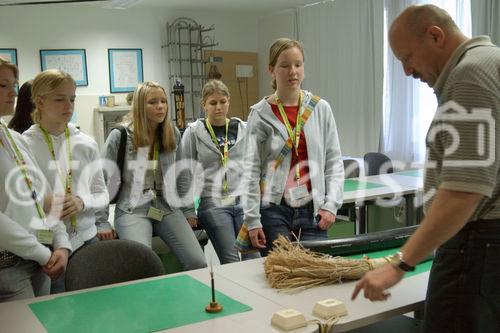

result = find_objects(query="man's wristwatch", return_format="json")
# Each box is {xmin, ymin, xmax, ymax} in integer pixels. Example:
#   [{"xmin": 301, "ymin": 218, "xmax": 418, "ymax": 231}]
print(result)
[{"xmin": 389, "ymin": 251, "xmax": 415, "ymax": 272}]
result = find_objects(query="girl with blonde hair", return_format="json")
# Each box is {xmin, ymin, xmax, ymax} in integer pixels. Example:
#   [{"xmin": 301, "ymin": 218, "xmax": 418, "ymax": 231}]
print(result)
[
  {"xmin": 237, "ymin": 38, "xmax": 344, "ymax": 256},
  {"xmin": 23, "ymin": 69, "xmax": 112, "ymax": 292},
  {"xmin": 179, "ymin": 80, "xmax": 259, "ymax": 264},
  {"xmin": 98, "ymin": 81, "xmax": 206, "ymax": 271}
]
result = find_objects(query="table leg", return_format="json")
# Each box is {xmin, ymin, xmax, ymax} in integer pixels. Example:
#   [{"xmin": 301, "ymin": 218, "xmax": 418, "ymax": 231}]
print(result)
[
  {"xmin": 357, "ymin": 204, "xmax": 366, "ymax": 234},
  {"xmin": 405, "ymin": 194, "xmax": 415, "ymax": 226}
]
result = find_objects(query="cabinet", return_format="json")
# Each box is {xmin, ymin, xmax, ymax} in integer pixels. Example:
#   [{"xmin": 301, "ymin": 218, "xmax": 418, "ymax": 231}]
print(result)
[
  {"xmin": 165, "ymin": 17, "xmax": 217, "ymax": 128},
  {"xmin": 93, "ymin": 106, "xmax": 130, "ymax": 148}
]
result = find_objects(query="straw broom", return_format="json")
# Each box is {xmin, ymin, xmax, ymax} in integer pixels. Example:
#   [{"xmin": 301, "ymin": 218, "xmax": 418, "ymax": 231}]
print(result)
[{"xmin": 264, "ymin": 235, "xmax": 390, "ymax": 293}]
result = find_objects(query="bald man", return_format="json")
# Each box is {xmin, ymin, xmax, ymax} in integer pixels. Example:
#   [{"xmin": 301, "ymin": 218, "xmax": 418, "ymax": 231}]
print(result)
[{"xmin": 352, "ymin": 4, "xmax": 500, "ymax": 332}]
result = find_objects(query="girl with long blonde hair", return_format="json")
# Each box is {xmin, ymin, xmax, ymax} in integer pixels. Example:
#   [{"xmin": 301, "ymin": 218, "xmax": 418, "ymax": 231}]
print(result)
[{"xmin": 98, "ymin": 81, "xmax": 207, "ymax": 271}]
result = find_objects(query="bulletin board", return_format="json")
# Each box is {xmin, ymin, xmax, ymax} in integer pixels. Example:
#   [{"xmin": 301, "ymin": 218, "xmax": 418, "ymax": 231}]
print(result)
[
  {"xmin": 203, "ymin": 50, "xmax": 258, "ymax": 121},
  {"xmin": 40, "ymin": 49, "xmax": 88, "ymax": 86},
  {"xmin": 108, "ymin": 48, "xmax": 144, "ymax": 93}
]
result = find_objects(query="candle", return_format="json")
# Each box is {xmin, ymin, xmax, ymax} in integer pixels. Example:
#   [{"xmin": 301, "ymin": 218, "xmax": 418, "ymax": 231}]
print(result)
[{"xmin": 210, "ymin": 259, "xmax": 215, "ymax": 302}]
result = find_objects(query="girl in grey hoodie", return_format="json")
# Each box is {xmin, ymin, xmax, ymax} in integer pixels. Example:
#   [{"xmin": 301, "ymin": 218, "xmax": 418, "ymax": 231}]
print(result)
[
  {"xmin": 179, "ymin": 80, "xmax": 259, "ymax": 264},
  {"xmin": 238, "ymin": 38, "xmax": 344, "ymax": 256}
]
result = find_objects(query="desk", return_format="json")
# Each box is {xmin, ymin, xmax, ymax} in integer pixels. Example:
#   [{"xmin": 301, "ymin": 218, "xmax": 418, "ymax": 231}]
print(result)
[
  {"xmin": 0, "ymin": 267, "xmax": 316, "ymax": 333},
  {"xmin": 342, "ymin": 170, "xmax": 423, "ymax": 234},
  {"xmin": 366, "ymin": 169, "xmax": 424, "ymax": 190},
  {"xmin": 0, "ymin": 256, "xmax": 428, "ymax": 333},
  {"xmin": 216, "ymin": 258, "xmax": 428, "ymax": 332}
]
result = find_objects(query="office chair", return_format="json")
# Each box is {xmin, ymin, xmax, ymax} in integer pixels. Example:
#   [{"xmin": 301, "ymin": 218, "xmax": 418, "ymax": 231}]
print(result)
[
  {"xmin": 363, "ymin": 152, "xmax": 394, "ymax": 176},
  {"xmin": 65, "ymin": 239, "xmax": 165, "ymax": 291},
  {"xmin": 343, "ymin": 159, "xmax": 360, "ymax": 178}
]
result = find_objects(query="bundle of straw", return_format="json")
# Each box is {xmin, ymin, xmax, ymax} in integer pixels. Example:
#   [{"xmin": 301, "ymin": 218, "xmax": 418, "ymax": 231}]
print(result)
[{"xmin": 264, "ymin": 235, "xmax": 390, "ymax": 293}]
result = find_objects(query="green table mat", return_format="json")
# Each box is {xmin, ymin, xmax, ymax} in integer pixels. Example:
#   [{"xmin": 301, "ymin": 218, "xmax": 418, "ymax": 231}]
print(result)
[
  {"xmin": 396, "ymin": 169, "xmax": 423, "ymax": 177},
  {"xmin": 29, "ymin": 274, "xmax": 251, "ymax": 333},
  {"xmin": 344, "ymin": 179, "xmax": 386, "ymax": 192},
  {"xmin": 347, "ymin": 247, "xmax": 432, "ymax": 277}
]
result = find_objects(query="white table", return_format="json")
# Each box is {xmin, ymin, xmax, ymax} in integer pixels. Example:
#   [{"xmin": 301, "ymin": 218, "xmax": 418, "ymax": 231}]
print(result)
[
  {"xmin": 0, "ymin": 257, "xmax": 429, "ymax": 333},
  {"xmin": 0, "ymin": 267, "xmax": 317, "ymax": 333},
  {"xmin": 341, "ymin": 170, "xmax": 424, "ymax": 233},
  {"xmin": 215, "ymin": 258, "xmax": 428, "ymax": 332}
]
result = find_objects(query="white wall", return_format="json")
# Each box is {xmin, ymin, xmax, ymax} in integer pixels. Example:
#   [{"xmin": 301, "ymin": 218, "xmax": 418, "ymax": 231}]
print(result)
[
  {"xmin": 256, "ymin": 2, "xmax": 385, "ymax": 158},
  {"xmin": 0, "ymin": 3, "xmax": 259, "ymax": 138},
  {"xmin": 257, "ymin": 9, "xmax": 297, "ymax": 98}
]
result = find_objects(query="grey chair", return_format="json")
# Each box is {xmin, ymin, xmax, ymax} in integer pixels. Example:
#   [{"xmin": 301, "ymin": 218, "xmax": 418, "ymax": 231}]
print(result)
[
  {"xmin": 363, "ymin": 152, "xmax": 394, "ymax": 176},
  {"xmin": 65, "ymin": 239, "xmax": 165, "ymax": 291},
  {"xmin": 343, "ymin": 159, "xmax": 360, "ymax": 178}
]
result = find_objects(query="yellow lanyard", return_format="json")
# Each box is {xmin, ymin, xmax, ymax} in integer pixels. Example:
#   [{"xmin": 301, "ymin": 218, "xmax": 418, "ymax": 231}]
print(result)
[
  {"xmin": 275, "ymin": 91, "xmax": 303, "ymax": 182},
  {"xmin": 152, "ymin": 140, "xmax": 159, "ymax": 183},
  {"xmin": 205, "ymin": 118, "xmax": 230, "ymax": 194},
  {"xmin": 0, "ymin": 123, "xmax": 46, "ymax": 220},
  {"xmin": 151, "ymin": 141, "xmax": 160, "ymax": 207},
  {"xmin": 40, "ymin": 126, "xmax": 77, "ymax": 229}
]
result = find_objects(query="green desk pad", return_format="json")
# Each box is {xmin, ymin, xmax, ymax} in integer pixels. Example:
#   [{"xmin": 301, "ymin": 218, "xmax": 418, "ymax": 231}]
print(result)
[
  {"xmin": 347, "ymin": 247, "xmax": 432, "ymax": 278},
  {"xmin": 396, "ymin": 169, "xmax": 423, "ymax": 177},
  {"xmin": 29, "ymin": 274, "xmax": 252, "ymax": 333},
  {"xmin": 344, "ymin": 179, "xmax": 386, "ymax": 192}
]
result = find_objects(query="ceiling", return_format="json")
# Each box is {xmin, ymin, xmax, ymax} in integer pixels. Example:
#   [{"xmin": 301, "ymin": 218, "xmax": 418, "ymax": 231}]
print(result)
[
  {"xmin": 0, "ymin": 0, "xmax": 324, "ymax": 12},
  {"xmin": 137, "ymin": 0, "xmax": 322, "ymax": 12}
]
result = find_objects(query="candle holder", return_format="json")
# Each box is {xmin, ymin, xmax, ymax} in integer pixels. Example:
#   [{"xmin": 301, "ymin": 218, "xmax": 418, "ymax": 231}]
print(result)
[{"xmin": 205, "ymin": 264, "xmax": 223, "ymax": 313}]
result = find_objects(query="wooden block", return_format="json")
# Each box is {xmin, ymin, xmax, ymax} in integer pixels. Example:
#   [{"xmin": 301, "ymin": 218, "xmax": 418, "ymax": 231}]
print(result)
[
  {"xmin": 312, "ymin": 298, "xmax": 348, "ymax": 319},
  {"xmin": 271, "ymin": 308, "xmax": 307, "ymax": 331}
]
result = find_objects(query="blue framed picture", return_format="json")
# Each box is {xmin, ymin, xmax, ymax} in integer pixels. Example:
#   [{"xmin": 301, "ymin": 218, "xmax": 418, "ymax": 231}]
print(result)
[
  {"xmin": 0, "ymin": 48, "xmax": 18, "ymax": 65},
  {"xmin": 108, "ymin": 48, "xmax": 143, "ymax": 93},
  {"xmin": 40, "ymin": 49, "xmax": 88, "ymax": 86}
]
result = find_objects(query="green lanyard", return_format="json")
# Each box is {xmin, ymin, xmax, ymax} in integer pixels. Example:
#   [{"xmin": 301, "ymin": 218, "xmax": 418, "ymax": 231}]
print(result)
[
  {"xmin": 151, "ymin": 140, "xmax": 159, "ymax": 207},
  {"xmin": 40, "ymin": 126, "xmax": 77, "ymax": 230},
  {"xmin": 0, "ymin": 123, "xmax": 46, "ymax": 220},
  {"xmin": 205, "ymin": 118, "xmax": 230, "ymax": 194},
  {"xmin": 275, "ymin": 91, "xmax": 304, "ymax": 182},
  {"xmin": 152, "ymin": 140, "xmax": 159, "ymax": 182}
]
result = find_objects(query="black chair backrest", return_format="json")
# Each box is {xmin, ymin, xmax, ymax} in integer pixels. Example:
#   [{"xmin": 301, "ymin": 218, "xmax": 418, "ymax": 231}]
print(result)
[
  {"xmin": 364, "ymin": 152, "xmax": 394, "ymax": 176},
  {"xmin": 65, "ymin": 239, "xmax": 165, "ymax": 291},
  {"xmin": 343, "ymin": 159, "xmax": 360, "ymax": 178}
]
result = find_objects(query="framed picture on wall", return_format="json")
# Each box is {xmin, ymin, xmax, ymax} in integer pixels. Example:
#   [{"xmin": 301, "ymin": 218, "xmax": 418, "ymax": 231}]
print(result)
[
  {"xmin": 0, "ymin": 48, "xmax": 18, "ymax": 65},
  {"xmin": 108, "ymin": 48, "xmax": 143, "ymax": 93},
  {"xmin": 40, "ymin": 49, "xmax": 88, "ymax": 86}
]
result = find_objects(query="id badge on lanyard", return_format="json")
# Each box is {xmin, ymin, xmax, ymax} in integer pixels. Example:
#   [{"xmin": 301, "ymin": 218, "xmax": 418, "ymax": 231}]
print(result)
[
  {"xmin": 36, "ymin": 229, "xmax": 54, "ymax": 245},
  {"xmin": 221, "ymin": 195, "xmax": 236, "ymax": 206},
  {"xmin": 288, "ymin": 184, "xmax": 310, "ymax": 207}
]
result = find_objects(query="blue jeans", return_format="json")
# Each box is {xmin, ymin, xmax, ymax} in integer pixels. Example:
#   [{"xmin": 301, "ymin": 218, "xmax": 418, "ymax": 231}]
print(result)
[
  {"xmin": 259, "ymin": 200, "xmax": 327, "ymax": 256},
  {"xmin": 0, "ymin": 259, "xmax": 50, "ymax": 303},
  {"xmin": 423, "ymin": 220, "xmax": 500, "ymax": 333},
  {"xmin": 198, "ymin": 199, "xmax": 260, "ymax": 264},
  {"xmin": 115, "ymin": 200, "xmax": 207, "ymax": 271},
  {"xmin": 50, "ymin": 235, "xmax": 100, "ymax": 294}
]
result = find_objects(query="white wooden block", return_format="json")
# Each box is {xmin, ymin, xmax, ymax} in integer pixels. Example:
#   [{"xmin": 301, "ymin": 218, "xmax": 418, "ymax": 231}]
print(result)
[
  {"xmin": 271, "ymin": 308, "xmax": 308, "ymax": 331},
  {"xmin": 312, "ymin": 298, "xmax": 348, "ymax": 319}
]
